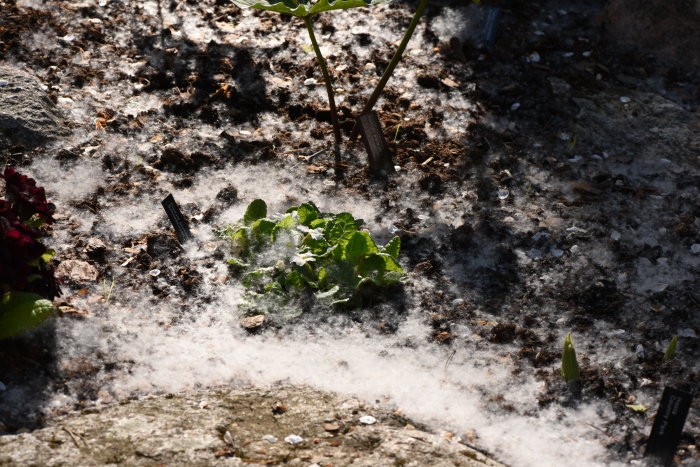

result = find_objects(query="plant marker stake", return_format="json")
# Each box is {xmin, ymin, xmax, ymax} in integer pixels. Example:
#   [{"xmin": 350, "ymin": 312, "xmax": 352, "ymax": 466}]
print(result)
[
  {"xmin": 350, "ymin": 0, "xmax": 429, "ymax": 141},
  {"xmin": 356, "ymin": 111, "xmax": 394, "ymax": 178},
  {"xmin": 645, "ymin": 386, "xmax": 693, "ymax": 466},
  {"xmin": 482, "ymin": 6, "xmax": 502, "ymax": 48},
  {"xmin": 161, "ymin": 194, "xmax": 193, "ymax": 244}
]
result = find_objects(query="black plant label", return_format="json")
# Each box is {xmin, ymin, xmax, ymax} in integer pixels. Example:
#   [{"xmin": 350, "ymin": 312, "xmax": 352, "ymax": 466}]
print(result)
[
  {"xmin": 161, "ymin": 194, "xmax": 193, "ymax": 244},
  {"xmin": 482, "ymin": 6, "xmax": 502, "ymax": 48},
  {"xmin": 356, "ymin": 111, "xmax": 394, "ymax": 178},
  {"xmin": 645, "ymin": 386, "xmax": 693, "ymax": 466}
]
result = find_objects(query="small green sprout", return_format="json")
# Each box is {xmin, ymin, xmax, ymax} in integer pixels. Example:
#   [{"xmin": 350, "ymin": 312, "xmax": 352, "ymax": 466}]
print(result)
[
  {"xmin": 103, "ymin": 276, "xmax": 116, "ymax": 304},
  {"xmin": 625, "ymin": 404, "xmax": 647, "ymax": 413},
  {"xmin": 393, "ymin": 123, "xmax": 401, "ymax": 142},
  {"xmin": 560, "ymin": 333, "xmax": 581, "ymax": 384},
  {"xmin": 663, "ymin": 335, "xmax": 679, "ymax": 361}
]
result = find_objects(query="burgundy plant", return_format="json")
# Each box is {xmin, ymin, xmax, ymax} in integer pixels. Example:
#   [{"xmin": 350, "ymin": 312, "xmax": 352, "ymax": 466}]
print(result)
[{"xmin": 1, "ymin": 168, "xmax": 60, "ymax": 299}]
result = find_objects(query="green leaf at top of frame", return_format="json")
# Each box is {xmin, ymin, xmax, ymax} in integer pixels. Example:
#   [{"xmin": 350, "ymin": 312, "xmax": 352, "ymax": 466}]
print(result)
[{"xmin": 230, "ymin": 0, "xmax": 392, "ymax": 18}]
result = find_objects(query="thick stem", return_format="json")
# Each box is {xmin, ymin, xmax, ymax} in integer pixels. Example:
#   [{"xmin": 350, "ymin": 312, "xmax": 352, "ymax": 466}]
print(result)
[
  {"xmin": 303, "ymin": 15, "xmax": 342, "ymax": 145},
  {"xmin": 350, "ymin": 0, "xmax": 429, "ymax": 140}
]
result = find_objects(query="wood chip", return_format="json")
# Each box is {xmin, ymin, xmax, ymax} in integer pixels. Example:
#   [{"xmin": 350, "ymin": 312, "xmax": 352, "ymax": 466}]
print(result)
[{"xmin": 441, "ymin": 78, "xmax": 459, "ymax": 87}]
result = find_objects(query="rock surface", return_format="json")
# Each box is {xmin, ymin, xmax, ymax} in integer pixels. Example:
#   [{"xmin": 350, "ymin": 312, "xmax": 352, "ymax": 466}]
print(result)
[
  {"xmin": 0, "ymin": 65, "xmax": 70, "ymax": 149},
  {"xmin": 0, "ymin": 385, "xmax": 502, "ymax": 466},
  {"xmin": 601, "ymin": 0, "xmax": 700, "ymax": 75}
]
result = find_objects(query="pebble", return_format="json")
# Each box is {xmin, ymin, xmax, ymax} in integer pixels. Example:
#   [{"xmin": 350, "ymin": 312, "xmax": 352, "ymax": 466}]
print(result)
[
  {"xmin": 497, "ymin": 189, "xmax": 509, "ymax": 200},
  {"xmin": 323, "ymin": 423, "xmax": 340, "ymax": 432},
  {"xmin": 0, "ymin": 79, "xmax": 9, "ymax": 87},
  {"xmin": 262, "ymin": 434, "xmax": 278, "ymax": 443},
  {"xmin": 620, "ymin": 96, "xmax": 631, "ymax": 103},
  {"xmin": 691, "ymin": 244, "xmax": 700, "ymax": 254},
  {"xmin": 551, "ymin": 248, "xmax": 564, "ymax": 257},
  {"xmin": 223, "ymin": 431, "xmax": 234, "ymax": 445},
  {"xmin": 610, "ymin": 231, "xmax": 621, "ymax": 241},
  {"xmin": 678, "ymin": 328, "xmax": 697, "ymax": 338},
  {"xmin": 526, "ymin": 52, "xmax": 541, "ymax": 63},
  {"xmin": 149, "ymin": 269, "xmax": 161, "ymax": 277},
  {"xmin": 359, "ymin": 415, "xmax": 377, "ymax": 425},
  {"xmin": 0, "ymin": 381, "xmax": 6, "ymax": 391},
  {"xmin": 284, "ymin": 434, "xmax": 303, "ymax": 445}
]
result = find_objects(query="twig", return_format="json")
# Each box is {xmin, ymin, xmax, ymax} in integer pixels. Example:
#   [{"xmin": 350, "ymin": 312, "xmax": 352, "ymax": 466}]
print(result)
[
  {"xmin": 444, "ymin": 349, "xmax": 456, "ymax": 371},
  {"xmin": 63, "ymin": 427, "xmax": 88, "ymax": 449},
  {"xmin": 303, "ymin": 15, "xmax": 342, "ymax": 145}
]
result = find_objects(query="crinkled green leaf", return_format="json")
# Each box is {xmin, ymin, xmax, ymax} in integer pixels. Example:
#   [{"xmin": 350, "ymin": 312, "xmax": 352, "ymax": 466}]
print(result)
[
  {"xmin": 251, "ymin": 219, "xmax": 276, "ymax": 238},
  {"xmin": 0, "ymin": 292, "xmax": 55, "ymax": 339},
  {"xmin": 309, "ymin": 218, "xmax": 326, "ymax": 228},
  {"xmin": 379, "ymin": 254, "xmax": 403, "ymax": 273},
  {"xmin": 284, "ymin": 270, "xmax": 306, "ymax": 289},
  {"xmin": 244, "ymin": 199, "xmax": 267, "ymax": 224},
  {"xmin": 301, "ymin": 236, "xmax": 330, "ymax": 255},
  {"xmin": 230, "ymin": 0, "xmax": 391, "ymax": 17},
  {"xmin": 381, "ymin": 236, "xmax": 400, "ymax": 258},
  {"xmin": 296, "ymin": 203, "xmax": 319, "ymax": 226},
  {"xmin": 324, "ymin": 213, "xmax": 358, "ymax": 245},
  {"xmin": 344, "ymin": 231, "xmax": 378, "ymax": 261},
  {"xmin": 356, "ymin": 253, "xmax": 386, "ymax": 279},
  {"xmin": 626, "ymin": 404, "xmax": 647, "ymax": 413}
]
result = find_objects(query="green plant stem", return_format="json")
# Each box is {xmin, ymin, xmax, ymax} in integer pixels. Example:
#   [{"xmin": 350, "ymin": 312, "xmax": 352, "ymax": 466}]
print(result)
[
  {"xmin": 351, "ymin": 0, "xmax": 429, "ymax": 141},
  {"xmin": 303, "ymin": 15, "xmax": 342, "ymax": 145}
]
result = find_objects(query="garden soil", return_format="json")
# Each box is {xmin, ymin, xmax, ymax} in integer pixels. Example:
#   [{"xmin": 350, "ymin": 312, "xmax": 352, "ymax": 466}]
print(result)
[{"xmin": 0, "ymin": 0, "xmax": 698, "ymax": 466}]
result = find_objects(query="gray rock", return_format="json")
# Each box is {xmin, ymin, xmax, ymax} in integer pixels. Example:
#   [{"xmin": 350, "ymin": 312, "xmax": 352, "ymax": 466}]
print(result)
[
  {"xmin": 0, "ymin": 385, "xmax": 503, "ymax": 466},
  {"xmin": 0, "ymin": 65, "xmax": 70, "ymax": 148}
]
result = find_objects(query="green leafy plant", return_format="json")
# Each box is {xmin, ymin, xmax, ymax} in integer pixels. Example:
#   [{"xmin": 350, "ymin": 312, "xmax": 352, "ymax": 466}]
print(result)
[
  {"xmin": 215, "ymin": 199, "xmax": 405, "ymax": 315},
  {"xmin": 663, "ymin": 335, "xmax": 679, "ymax": 361},
  {"xmin": 560, "ymin": 333, "xmax": 581, "ymax": 384},
  {"xmin": 229, "ymin": 0, "xmax": 429, "ymax": 145}
]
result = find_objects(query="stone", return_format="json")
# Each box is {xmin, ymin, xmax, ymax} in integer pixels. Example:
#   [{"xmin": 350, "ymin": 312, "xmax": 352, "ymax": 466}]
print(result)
[
  {"xmin": 0, "ymin": 385, "xmax": 504, "ymax": 466},
  {"xmin": 55, "ymin": 260, "xmax": 99, "ymax": 283},
  {"xmin": 600, "ymin": 0, "xmax": 700, "ymax": 75},
  {"xmin": 0, "ymin": 65, "xmax": 70, "ymax": 149},
  {"xmin": 83, "ymin": 238, "xmax": 107, "ymax": 261},
  {"xmin": 240, "ymin": 314, "xmax": 265, "ymax": 332}
]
